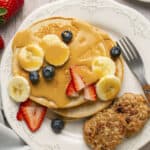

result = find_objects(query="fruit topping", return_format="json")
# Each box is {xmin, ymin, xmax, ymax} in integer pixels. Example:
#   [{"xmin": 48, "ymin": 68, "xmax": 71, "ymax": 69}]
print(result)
[
  {"xmin": 8, "ymin": 76, "xmax": 30, "ymax": 102},
  {"xmin": 42, "ymin": 65, "xmax": 55, "ymax": 80},
  {"xmin": 16, "ymin": 104, "xmax": 23, "ymax": 121},
  {"xmin": 92, "ymin": 56, "xmax": 116, "ymax": 79},
  {"xmin": 70, "ymin": 67, "xmax": 85, "ymax": 91},
  {"xmin": 61, "ymin": 30, "xmax": 73, "ymax": 44},
  {"xmin": 20, "ymin": 99, "xmax": 47, "ymax": 132},
  {"xmin": 18, "ymin": 44, "xmax": 44, "ymax": 71},
  {"xmin": 96, "ymin": 75, "xmax": 121, "ymax": 101},
  {"xmin": 29, "ymin": 71, "xmax": 39, "ymax": 84},
  {"xmin": 0, "ymin": 35, "xmax": 4, "ymax": 49},
  {"xmin": 84, "ymin": 84, "xmax": 97, "ymax": 101},
  {"xmin": 110, "ymin": 46, "xmax": 121, "ymax": 58},
  {"xmin": 66, "ymin": 80, "xmax": 79, "ymax": 97},
  {"xmin": 73, "ymin": 65, "xmax": 98, "ymax": 85},
  {"xmin": 51, "ymin": 118, "xmax": 65, "ymax": 133},
  {"xmin": 40, "ymin": 34, "xmax": 70, "ymax": 66}
]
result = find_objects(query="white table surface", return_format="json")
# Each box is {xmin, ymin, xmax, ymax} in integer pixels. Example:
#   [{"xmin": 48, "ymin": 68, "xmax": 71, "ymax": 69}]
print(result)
[{"xmin": 0, "ymin": 0, "xmax": 150, "ymax": 149}]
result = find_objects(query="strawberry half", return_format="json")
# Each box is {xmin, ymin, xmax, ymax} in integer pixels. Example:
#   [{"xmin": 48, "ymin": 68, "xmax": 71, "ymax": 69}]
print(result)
[
  {"xmin": 66, "ymin": 80, "xmax": 79, "ymax": 97},
  {"xmin": 70, "ymin": 67, "xmax": 85, "ymax": 91},
  {"xmin": 0, "ymin": 35, "xmax": 4, "ymax": 49},
  {"xmin": 16, "ymin": 100, "xmax": 30, "ymax": 121},
  {"xmin": 21, "ymin": 99, "xmax": 47, "ymax": 132},
  {"xmin": 84, "ymin": 84, "xmax": 97, "ymax": 101}
]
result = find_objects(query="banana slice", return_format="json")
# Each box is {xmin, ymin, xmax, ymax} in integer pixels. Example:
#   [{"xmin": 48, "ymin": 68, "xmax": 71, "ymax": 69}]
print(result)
[
  {"xmin": 92, "ymin": 56, "xmax": 116, "ymax": 78},
  {"xmin": 8, "ymin": 76, "xmax": 30, "ymax": 102},
  {"xmin": 96, "ymin": 75, "xmax": 121, "ymax": 101},
  {"xmin": 40, "ymin": 34, "xmax": 70, "ymax": 66},
  {"xmin": 18, "ymin": 44, "xmax": 44, "ymax": 71}
]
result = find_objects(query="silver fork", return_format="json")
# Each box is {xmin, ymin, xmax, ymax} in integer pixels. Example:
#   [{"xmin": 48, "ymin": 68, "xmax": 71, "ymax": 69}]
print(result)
[{"xmin": 117, "ymin": 36, "xmax": 150, "ymax": 104}]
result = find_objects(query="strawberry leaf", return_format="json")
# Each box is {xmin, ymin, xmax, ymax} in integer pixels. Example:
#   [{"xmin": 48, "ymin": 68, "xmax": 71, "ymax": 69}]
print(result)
[
  {"xmin": 0, "ymin": 8, "xmax": 7, "ymax": 16},
  {"xmin": 0, "ymin": 17, "xmax": 5, "ymax": 24}
]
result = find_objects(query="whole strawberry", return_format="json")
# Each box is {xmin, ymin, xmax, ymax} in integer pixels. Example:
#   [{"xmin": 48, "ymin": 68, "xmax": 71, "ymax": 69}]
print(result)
[
  {"xmin": 0, "ymin": 35, "xmax": 4, "ymax": 49},
  {"xmin": 0, "ymin": 0, "xmax": 24, "ymax": 24}
]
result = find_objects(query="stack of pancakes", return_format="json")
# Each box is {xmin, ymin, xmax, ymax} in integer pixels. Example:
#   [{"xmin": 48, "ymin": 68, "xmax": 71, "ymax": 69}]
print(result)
[{"xmin": 12, "ymin": 17, "xmax": 124, "ymax": 119}]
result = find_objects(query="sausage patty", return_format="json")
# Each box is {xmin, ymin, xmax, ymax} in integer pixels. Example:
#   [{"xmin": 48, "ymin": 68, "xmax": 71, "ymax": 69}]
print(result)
[
  {"xmin": 84, "ymin": 109, "xmax": 126, "ymax": 150},
  {"xmin": 112, "ymin": 93, "xmax": 150, "ymax": 137}
]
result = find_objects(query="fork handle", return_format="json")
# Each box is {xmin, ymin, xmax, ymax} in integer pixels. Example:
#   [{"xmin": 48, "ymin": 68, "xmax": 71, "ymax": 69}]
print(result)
[{"xmin": 143, "ymin": 85, "xmax": 150, "ymax": 104}]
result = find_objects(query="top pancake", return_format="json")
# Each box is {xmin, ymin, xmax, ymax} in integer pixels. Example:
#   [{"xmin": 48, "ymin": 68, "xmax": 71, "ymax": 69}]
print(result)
[{"xmin": 12, "ymin": 17, "xmax": 124, "ymax": 109}]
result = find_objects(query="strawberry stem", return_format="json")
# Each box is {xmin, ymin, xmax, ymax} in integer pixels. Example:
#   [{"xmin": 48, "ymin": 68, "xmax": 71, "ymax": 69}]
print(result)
[{"xmin": 0, "ymin": 8, "xmax": 7, "ymax": 16}]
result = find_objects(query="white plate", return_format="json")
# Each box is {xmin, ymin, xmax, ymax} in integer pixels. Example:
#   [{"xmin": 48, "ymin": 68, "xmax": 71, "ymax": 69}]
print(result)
[{"xmin": 1, "ymin": 0, "xmax": 150, "ymax": 149}]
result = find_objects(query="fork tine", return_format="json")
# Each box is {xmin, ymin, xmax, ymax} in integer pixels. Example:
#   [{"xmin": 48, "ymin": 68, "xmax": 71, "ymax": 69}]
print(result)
[
  {"xmin": 119, "ymin": 39, "xmax": 134, "ymax": 61},
  {"xmin": 122, "ymin": 37, "xmax": 136, "ymax": 60},
  {"xmin": 118, "ymin": 39, "xmax": 134, "ymax": 61},
  {"xmin": 125, "ymin": 36, "xmax": 144, "ymax": 64},
  {"xmin": 116, "ymin": 41, "xmax": 131, "ymax": 66},
  {"xmin": 117, "ymin": 41, "xmax": 127, "ymax": 59}
]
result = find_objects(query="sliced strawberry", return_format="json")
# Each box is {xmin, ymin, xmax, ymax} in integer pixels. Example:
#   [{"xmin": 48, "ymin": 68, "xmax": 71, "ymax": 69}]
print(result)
[
  {"xmin": 0, "ymin": 35, "xmax": 4, "ymax": 49},
  {"xmin": 21, "ymin": 99, "xmax": 47, "ymax": 132},
  {"xmin": 70, "ymin": 66, "xmax": 85, "ymax": 91},
  {"xmin": 16, "ymin": 100, "xmax": 28, "ymax": 121},
  {"xmin": 16, "ymin": 105, "xmax": 23, "ymax": 121},
  {"xmin": 84, "ymin": 84, "xmax": 97, "ymax": 101},
  {"xmin": 66, "ymin": 80, "xmax": 79, "ymax": 97}
]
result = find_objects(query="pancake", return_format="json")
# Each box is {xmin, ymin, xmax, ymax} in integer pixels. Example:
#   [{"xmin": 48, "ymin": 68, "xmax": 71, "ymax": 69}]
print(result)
[
  {"xmin": 12, "ymin": 17, "xmax": 124, "ymax": 110},
  {"xmin": 53, "ymin": 99, "xmax": 113, "ymax": 119}
]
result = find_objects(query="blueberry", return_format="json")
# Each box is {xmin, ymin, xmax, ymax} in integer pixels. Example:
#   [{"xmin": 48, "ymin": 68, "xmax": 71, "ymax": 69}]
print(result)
[
  {"xmin": 110, "ymin": 46, "xmax": 121, "ymax": 58},
  {"xmin": 29, "ymin": 71, "xmax": 39, "ymax": 84},
  {"xmin": 42, "ymin": 65, "xmax": 55, "ymax": 80},
  {"xmin": 61, "ymin": 30, "xmax": 73, "ymax": 44},
  {"xmin": 51, "ymin": 118, "xmax": 64, "ymax": 133}
]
